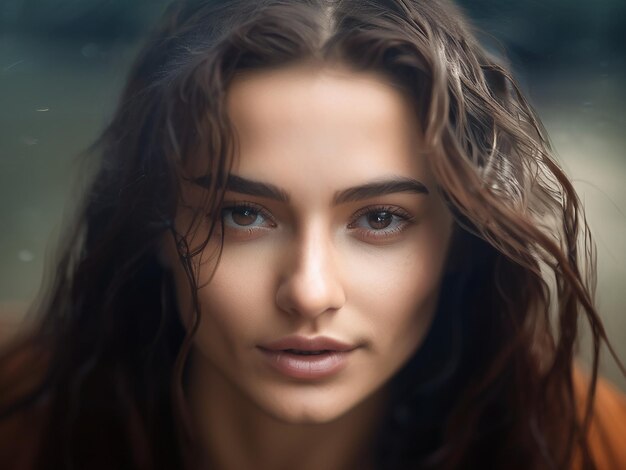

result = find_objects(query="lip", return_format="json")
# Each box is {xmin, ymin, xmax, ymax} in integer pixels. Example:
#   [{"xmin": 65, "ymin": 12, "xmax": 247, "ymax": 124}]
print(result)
[
  {"xmin": 257, "ymin": 336, "xmax": 359, "ymax": 380},
  {"xmin": 259, "ymin": 335, "xmax": 358, "ymax": 353}
]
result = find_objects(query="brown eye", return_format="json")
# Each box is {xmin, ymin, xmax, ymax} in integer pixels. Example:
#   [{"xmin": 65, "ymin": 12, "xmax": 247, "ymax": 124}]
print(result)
[
  {"xmin": 231, "ymin": 207, "xmax": 259, "ymax": 226},
  {"xmin": 347, "ymin": 205, "xmax": 414, "ymax": 243},
  {"xmin": 367, "ymin": 211, "xmax": 393, "ymax": 230},
  {"xmin": 221, "ymin": 203, "xmax": 276, "ymax": 231}
]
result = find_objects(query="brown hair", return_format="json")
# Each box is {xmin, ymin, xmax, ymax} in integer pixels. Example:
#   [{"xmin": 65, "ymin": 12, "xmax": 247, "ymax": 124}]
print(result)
[{"xmin": 1, "ymin": 1, "xmax": 622, "ymax": 468}]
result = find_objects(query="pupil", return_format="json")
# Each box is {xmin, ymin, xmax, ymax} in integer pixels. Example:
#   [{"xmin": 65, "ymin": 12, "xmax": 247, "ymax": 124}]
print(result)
[
  {"xmin": 232, "ymin": 208, "xmax": 257, "ymax": 226},
  {"xmin": 368, "ymin": 211, "xmax": 392, "ymax": 229}
]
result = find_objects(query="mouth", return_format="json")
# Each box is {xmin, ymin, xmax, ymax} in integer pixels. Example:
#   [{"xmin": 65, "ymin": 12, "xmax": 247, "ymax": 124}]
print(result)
[
  {"xmin": 257, "ymin": 336, "xmax": 359, "ymax": 380},
  {"xmin": 279, "ymin": 349, "xmax": 333, "ymax": 355},
  {"xmin": 259, "ymin": 335, "xmax": 358, "ymax": 353}
]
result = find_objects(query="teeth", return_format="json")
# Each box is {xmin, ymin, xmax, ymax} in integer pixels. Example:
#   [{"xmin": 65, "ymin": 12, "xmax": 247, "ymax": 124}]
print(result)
[{"xmin": 285, "ymin": 349, "xmax": 328, "ymax": 355}]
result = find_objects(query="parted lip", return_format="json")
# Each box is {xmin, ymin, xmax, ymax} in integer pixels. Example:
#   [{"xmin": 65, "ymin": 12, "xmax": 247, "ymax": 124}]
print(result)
[{"xmin": 258, "ymin": 336, "xmax": 358, "ymax": 352}]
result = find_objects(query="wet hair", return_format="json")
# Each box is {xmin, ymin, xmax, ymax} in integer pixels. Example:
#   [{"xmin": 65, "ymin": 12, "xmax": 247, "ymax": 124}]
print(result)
[{"xmin": 1, "ymin": 0, "xmax": 622, "ymax": 468}]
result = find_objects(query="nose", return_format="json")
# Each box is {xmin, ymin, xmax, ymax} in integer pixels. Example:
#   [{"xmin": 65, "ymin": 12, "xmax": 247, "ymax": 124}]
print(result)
[{"xmin": 275, "ymin": 225, "xmax": 346, "ymax": 319}]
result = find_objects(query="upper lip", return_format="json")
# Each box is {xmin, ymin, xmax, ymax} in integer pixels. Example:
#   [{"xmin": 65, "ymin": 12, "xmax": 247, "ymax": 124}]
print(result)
[{"xmin": 259, "ymin": 336, "xmax": 358, "ymax": 352}]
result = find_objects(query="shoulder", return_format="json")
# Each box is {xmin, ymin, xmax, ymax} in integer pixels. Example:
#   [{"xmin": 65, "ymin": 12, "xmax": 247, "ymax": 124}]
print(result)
[{"xmin": 573, "ymin": 366, "xmax": 626, "ymax": 470}]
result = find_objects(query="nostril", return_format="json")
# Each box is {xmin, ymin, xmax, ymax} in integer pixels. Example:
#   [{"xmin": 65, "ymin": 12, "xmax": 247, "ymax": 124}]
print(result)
[{"xmin": 275, "ymin": 269, "xmax": 346, "ymax": 318}]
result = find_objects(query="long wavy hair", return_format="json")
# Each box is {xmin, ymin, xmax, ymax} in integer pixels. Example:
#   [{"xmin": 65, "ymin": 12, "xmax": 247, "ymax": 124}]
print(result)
[{"xmin": 0, "ymin": 0, "xmax": 621, "ymax": 469}]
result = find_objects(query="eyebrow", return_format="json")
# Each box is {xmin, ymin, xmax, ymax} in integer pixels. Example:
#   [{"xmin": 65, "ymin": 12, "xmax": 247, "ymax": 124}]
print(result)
[
  {"xmin": 193, "ymin": 174, "xmax": 429, "ymax": 203},
  {"xmin": 193, "ymin": 174, "xmax": 289, "ymax": 202},
  {"xmin": 333, "ymin": 177, "xmax": 429, "ymax": 204}
]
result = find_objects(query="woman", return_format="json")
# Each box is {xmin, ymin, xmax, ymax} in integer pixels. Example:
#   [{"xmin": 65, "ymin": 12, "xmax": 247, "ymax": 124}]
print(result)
[{"xmin": 1, "ymin": 0, "xmax": 625, "ymax": 468}]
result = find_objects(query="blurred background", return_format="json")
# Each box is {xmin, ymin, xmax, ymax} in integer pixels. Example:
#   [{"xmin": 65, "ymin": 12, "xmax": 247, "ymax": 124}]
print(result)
[{"xmin": 0, "ymin": 0, "xmax": 625, "ymax": 390}]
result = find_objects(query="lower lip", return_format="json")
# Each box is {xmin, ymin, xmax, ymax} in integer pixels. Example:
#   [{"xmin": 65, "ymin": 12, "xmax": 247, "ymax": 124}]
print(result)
[{"xmin": 258, "ymin": 348, "xmax": 354, "ymax": 380}]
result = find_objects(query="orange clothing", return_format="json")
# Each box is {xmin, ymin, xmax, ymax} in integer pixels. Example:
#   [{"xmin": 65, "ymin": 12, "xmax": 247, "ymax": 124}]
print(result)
[{"xmin": 574, "ymin": 369, "xmax": 626, "ymax": 469}]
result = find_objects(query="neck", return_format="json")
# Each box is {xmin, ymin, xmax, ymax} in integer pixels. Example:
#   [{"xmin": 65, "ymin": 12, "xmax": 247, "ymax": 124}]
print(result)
[{"xmin": 187, "ymin": 352, "xmax": 388, "ymax": 470}]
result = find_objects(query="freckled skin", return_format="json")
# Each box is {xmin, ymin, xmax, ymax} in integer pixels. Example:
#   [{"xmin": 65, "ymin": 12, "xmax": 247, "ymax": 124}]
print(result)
[{"xmin": 165, "ymin": 64, "xmax": 453, "ymax": 466}]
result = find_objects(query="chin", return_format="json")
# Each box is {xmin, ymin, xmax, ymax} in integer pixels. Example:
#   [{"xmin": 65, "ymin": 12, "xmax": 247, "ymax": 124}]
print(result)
[
  {"xmin": 254, "ymin": 390, "xmax": 356, "ymax": 425},
  {"xmin": 267, "ymin": 407, "xmax": 348, "ymax": 425}
]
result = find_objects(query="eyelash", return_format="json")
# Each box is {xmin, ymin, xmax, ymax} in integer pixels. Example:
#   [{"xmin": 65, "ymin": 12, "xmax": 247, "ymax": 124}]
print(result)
[
  {"xmin": 221, "ymin": 201, "xmax": 276, "ymax": 231},
  {"xmin": 347, "ymin": 205, "xmax": 414, "ymax": 240},
  {"xmin": 219, "ymin": 201, "xmax": 414, "ymax": 241}
]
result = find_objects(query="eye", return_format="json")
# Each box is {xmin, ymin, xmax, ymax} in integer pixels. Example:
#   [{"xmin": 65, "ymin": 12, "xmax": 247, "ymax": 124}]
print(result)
[
  {"xmin": 365, "ymin": 211, "xmax": 394, "ymax": 230},
  {"xmin": 347, "ymin": 206, "xmax": 414, "ymax": 241},
  {"xmin": 221, "ymin": 202, "xmax": 276, "ymax": 229}
]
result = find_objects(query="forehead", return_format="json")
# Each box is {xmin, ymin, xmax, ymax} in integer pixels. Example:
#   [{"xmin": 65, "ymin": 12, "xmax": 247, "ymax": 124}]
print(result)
[{"xmin": 225, "ymin": 63, "xmax": 431, "ymax": 194}]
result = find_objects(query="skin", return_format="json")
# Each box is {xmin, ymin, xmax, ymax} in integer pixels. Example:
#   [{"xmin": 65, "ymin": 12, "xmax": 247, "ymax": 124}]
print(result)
[{"xmin": 165, "ymin": 63, "xmax": 454, "ymax": 469}]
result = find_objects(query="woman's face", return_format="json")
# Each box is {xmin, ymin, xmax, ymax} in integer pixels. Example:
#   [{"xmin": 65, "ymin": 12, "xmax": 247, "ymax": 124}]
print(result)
[{"xmin": 168, "ymin": 63, "xmax": 454, "ymax": 424}]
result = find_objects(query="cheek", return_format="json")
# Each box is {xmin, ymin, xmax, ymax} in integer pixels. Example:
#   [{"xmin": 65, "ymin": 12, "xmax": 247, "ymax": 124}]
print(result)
[
  {"xmin": 345, "ymin": 218, "xmax": 452, "ymax": 353},
  {"xmin": 192, "ymin": 247, "xmax": 276, "ymax": 354}
]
